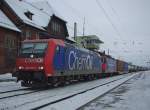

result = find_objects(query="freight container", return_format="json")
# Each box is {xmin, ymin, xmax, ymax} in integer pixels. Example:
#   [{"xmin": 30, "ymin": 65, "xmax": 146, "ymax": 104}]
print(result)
[
  {"xmin": 123, "ymin": 62, "xmax": 128, "ymax": 73},
  {"xmin": 117, "ymin": 60, "xmax": 128, "ymax": 74},
  {"xmin": 116, "ymin": 60, "xmax": 124, "ymax": 74}
]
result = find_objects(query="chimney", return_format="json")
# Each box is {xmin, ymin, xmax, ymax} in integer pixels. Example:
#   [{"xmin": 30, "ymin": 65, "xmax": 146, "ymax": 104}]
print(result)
[{"xmin": 74, "ymin": 22, "xmax": 77, "ymax": 41}]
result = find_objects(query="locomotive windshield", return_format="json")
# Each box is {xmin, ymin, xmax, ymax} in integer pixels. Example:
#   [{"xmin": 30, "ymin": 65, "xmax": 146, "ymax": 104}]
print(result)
[{"xmin": 19, "ymin": 42, "xmax": 48, "ymax": 58}]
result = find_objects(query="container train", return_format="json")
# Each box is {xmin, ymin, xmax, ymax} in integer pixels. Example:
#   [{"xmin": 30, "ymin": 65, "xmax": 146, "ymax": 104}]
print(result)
[{"xmin": 13, "ymin": 38, "xmax": 145, "ymax": 87}]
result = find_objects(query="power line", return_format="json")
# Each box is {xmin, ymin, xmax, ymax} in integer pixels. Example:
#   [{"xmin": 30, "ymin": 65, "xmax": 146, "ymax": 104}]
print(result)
[
  {"xmin": 95, "ymin": 0, "xmax": 122, "ymax": 39},
  {"xmin": 106, "ymin": 0, "xmax": 128, "ymax": 42},
  {"xmin": 106, "ymin": 0, "xmax": 120, "ymax": 21},
  {"xmin": 59, "ymin": 0, "xmax": 103, "ymax": 36},
  {"xmin": 106, "ymin": 1, "xmax": 145, "ymax": 54},
  {"xmin": 95, "ymin": 0, "xmax": 131, "ymax": 58}
]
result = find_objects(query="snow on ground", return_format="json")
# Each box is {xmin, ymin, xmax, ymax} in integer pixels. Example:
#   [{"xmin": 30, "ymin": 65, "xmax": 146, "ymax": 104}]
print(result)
[
  {"xmin": 0, "ymin": 73, "xmax": 23, "ymax": 92},
  {"xmin": 81, "ymin": 71, "xmax": 150, "ymax": 110},
  {"xmin": 0, "ymin": 73, "xmax": 16, "ymax": 82},
  {"xmin": 0, "ymin": 74, "xmax": 129, "ymax": 110},
  {"xmin": 0, "ymin": 82, "xmax": 24, "ymax": 93},
  {"xmin": 41, "ymin": 74, "xmax": 135, "ymax": 110}
]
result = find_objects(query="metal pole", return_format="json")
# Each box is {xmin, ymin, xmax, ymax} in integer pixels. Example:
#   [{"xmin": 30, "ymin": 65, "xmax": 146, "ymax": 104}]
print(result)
[
  {"xmin": 83, "ymin": 17, "xmax": 85, "ymax": 36},
  {"xmin": 74, "ymin": 22, "xmax": 77, "ymax": 41},
  {"xmin": 108, "ymin": 48, "xmax": 110, "ymax": 55}
]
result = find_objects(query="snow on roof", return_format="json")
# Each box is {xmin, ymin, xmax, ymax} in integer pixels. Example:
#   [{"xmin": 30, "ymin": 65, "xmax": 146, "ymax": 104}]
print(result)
[
  {"xmin": 0, "ymin": 9, "xmax": 20, "ymax": 32},
  {"xmin": 32, "ymin": 1, "xmax": 66, "ymax": 22},
  {"xmin": 4, "ymin": 0, "xmax": 52, "ymax": 30},
  {"xmin": 31, "ymin": 1, "xmax": 54, "ymax": 17}
]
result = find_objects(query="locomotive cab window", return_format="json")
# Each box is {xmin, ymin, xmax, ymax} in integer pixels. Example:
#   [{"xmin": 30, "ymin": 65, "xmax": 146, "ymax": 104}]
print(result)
[{"xmin": 20, "ymin": 42, "xmax": 48, "ymax": 58}]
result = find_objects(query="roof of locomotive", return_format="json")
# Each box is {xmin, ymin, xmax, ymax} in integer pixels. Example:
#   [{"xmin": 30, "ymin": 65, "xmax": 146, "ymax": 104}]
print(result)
[{"xmin": 22, "ymin": 39, "xmax": 101, "ymax": 57}]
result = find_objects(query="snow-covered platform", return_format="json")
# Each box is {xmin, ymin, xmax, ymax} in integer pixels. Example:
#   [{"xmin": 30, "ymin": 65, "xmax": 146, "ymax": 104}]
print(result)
[
  {"xmin": 0, "ymin": 72, "xmax": 143, "ymax": 110},
  {"xmin": 0, "ymin": 73, "xmax": 133, "ymax": 110},
  {"xmin": 82, "ymin": 71, "xmax": 150, "ymax": 110},
  {"xmin": 0, "ymin": 73, "xmax": 16, "ymax": 82},
  {"xmin": 0, "ymin": 73, "xmax": 26, "ymax": 93}
]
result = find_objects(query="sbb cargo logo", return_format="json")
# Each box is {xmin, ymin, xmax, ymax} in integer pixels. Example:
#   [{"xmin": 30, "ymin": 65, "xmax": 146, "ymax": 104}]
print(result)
[
  {"xmin": 25, "ymin": 58, "xmax": 43, "ymax": 63},
  {"xmin": 68, "ymin": 50, "xmax": 93, "ymax": 70}
]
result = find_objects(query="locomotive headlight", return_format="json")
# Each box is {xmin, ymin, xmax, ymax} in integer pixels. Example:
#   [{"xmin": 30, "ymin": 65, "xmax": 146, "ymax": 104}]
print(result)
[
  {"xmin": 38, "ymin": 66, "xmax": 44, "ymax": 70},
  {"xmin": 18, "ymin": 66, "xmax": 24, "ymax": 70}
]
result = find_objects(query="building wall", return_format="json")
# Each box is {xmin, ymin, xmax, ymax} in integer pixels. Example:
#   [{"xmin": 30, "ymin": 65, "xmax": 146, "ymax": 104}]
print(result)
[
  {"xmin": 0, "ymin": 27, "xmax": 20, "ymax": 74},
  {"xmin": 47, "ymin": 16, "xmax": 68, "ymax": 39},
  {"xmin": 1, "ymin": 1, "xmax": 43, "ymax": 41},
  {"xmin": 1, "ymin": 1, "xmax": 68, "ymax": 40},
  {"xmin": 0, "ymin": 0, "xmax": 69, "ymax": 74},
  {"xmin": 20, "ymin": 25, "xmax": 43, "ymax": 40}
]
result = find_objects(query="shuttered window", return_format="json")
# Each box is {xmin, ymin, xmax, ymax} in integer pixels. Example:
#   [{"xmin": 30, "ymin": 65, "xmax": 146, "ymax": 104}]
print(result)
[
  {"xmin": 51, "ymin": 21, "xmax": 61, "ymax": 34},
  {"xmin": 4, "ymin": 35, "xmax": 17, "ymax": 68},
  {"xmin": 4, "ymin": 35, "xmax": 16, "ymax": 49}
]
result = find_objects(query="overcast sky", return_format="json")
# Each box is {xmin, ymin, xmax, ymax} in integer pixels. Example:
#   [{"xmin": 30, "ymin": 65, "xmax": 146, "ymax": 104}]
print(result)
[{"xmin": 26, "ymin": 0, "xmax": 150, "ymax": 67}]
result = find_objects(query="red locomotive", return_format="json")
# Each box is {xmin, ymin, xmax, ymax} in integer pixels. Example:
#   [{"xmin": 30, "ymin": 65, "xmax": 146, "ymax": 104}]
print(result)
[
  {"xmin": 13, "ymin": 38, "xmax": 129, "ymax": 87},
  {"xmin": 14, "ymin": 39, "xmax": 102, "ymax": 87}
]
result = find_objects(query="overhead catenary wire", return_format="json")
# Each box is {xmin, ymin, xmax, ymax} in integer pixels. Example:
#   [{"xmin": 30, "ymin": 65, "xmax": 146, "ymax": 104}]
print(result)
[
  {"xmin": 95, "ymin": 0, "xmax": 123, "ymax": 40},
  {"xmin": 27, "ymin": 0, "xmax": 142, "ymax": 55},
  {"xmin": 63, "ymin": 0, "xmax": 149, "ymax": 67},
  {"xmin": 95, "ymin": 0, "xmax": 133, "ymax": 58},
  {"xmin": 95, "ymin": 0, "xmax": 122, "ymax": 48},
  {"xmin": 106, "ymin": 0, "xmax": 136, "ymax": 48},
  {"xmin": 95, "ymin": 0, "xmax": 134, "ymax": 56},
  {"xmin": 57, "ymin": 0, "xmax": 103, "ymax": 36}
]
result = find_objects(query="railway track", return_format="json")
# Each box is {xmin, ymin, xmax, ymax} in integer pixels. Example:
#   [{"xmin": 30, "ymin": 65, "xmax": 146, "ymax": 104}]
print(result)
[
  {"xmin": 32, "ymin": 77, "xmax": 127, "ymax": 110},
  {"xmin": 0, "ymin": 88, "xmax": 42, "ymax": 100},
  {"xmin": 0, "ymin": 81, "xmax": 28, "ymax": 93},
  {"xmin": 0, "ymin": 74, "xmax": 16, "ymax": 83},
  {"xmin": 0, "ymin": 81, "xmax": 18, "ymax": 87},
  {"xmin": 0, "ymin": 73, "xmax": 139, "ymax": 110},
  {"xmin": 31, "ymin": 73, "xmax": 137, "ymax": 110},
  {"xmin": 18, "ymin": 73, "xmax": 138, "ymax": 110},
  {"xmin": 0, "ymin": 88, "xmax": 29, "ymax": 94}
]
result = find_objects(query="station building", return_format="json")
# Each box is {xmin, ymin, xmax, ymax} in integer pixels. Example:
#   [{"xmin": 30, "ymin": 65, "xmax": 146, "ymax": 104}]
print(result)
[
  {"xmin": 0, "ymin": 0, "xmax": 69, "ymax": 73},
  {"xmin": 74, "ymin": 35, "xmax": 104, "ymax": 50},
  {"xmin": 0, "ymin": 9, "xmax": 20, "ymax": 73}
]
